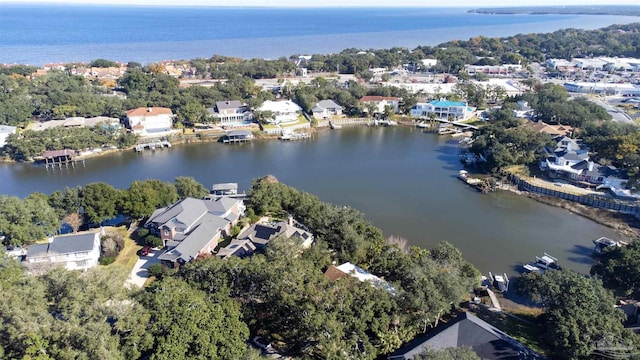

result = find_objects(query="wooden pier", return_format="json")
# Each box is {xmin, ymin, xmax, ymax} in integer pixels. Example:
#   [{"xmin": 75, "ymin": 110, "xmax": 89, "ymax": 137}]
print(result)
[
  {"xmin": 42, "ymin": 149, "xmax": 84, "ymax": 170},
  {"xmin": 134, "ymin": 140, "xmax": 172, "ymax": 152}
]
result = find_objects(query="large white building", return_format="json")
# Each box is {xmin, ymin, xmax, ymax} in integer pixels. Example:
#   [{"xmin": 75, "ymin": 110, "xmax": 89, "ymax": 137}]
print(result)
[
  {"xmin": 208, "ymin": 100, "xmax": 254, "ymax": 127},
  {"xmin": 125, "ymin": 107, "xmax": 173, "ymax": 135},
  {"xmin": 563, "ymin": 82, "xmax": 640, "ymax": 96},
  {"xmin": 410, "ymin": 100, "xmax": 475, "ymax": 120},
  {"xmin": 257, "ymin": 100, "xmax": 302, "ymax": 124}
]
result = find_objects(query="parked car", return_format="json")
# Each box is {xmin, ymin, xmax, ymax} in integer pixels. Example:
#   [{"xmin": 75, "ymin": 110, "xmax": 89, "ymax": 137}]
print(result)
[{"xmin": 138, "ymin": 246, "xmax": 152, "ymax": 256}]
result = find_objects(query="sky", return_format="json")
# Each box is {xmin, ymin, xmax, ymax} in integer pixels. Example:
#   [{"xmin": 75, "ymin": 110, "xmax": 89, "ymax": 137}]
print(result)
[{"xmin": 1, "ymin": 0, "xmax": 640, "ymax": 7}]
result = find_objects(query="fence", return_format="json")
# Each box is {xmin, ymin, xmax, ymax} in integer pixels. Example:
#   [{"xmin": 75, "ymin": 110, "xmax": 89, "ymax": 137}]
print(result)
[
  {"xmin": 316, "ymin": 118, "xmax": 371, "ymax": 127},
  {"xmin": 503, "ymin": 172, "xmax": 640, "ymax": 214}
]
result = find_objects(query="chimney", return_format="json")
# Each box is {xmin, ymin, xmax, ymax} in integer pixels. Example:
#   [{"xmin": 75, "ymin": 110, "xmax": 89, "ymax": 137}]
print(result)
[
  {"xmin": 588, "ymin": 161, "xmax": 594, "ymax": 171},
  {"xmin": 288, "ymin": 215, "xmax": 294, "ymax": 226}
]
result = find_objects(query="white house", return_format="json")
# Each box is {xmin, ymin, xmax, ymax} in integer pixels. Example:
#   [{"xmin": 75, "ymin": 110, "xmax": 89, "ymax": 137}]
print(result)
[
  {"xmin": 410, "ymin": 100, "xmax": 475, "ymax": 120},
  {"xmin": 258, "ymin": 100, "xmax": 302, "ymax": 124},
  {"xmin": 359, "ymin": 96, "xmax": 400, "ymax": 114},
  {"xmin": 312, "ymin": 99, "xmax": 344, "ymax": 119},
  {"xmin": 25, "ymin": 232, "xmax": 101, "ymax": 272},
  {"xmin": 0, "ymin": 125, "xmax": 17, "ymax": 148},
  {"xmin": 125, "ymin": 107, "xmax": 173, "ymax": 135},
  {"xmin": 208, "ymin": 100, "xmax": 254, "ymax": 127}
]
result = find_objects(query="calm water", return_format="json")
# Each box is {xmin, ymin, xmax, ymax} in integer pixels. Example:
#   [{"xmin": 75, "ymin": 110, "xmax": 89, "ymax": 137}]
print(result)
[
  {"xmin": 0, "ymin": 5, "xmax": 638, "ymax": 65},
  {"xmin": 0, "ymin": 127, "xmax": 620, "ymax": 275}
]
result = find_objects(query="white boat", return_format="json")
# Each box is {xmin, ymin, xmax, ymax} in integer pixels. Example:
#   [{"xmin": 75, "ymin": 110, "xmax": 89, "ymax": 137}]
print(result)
[
  {"xmin": 416, "ymin": 122, "xmax": 430, "ymax": 129},
  {"xmin": 593, "ymin": 237, "xmax": 627, "ymax": 255},
  {"xmin": 535, "ymin": 253, "xmax": 561, "ymax": 270},
  {"xmin": 489, "ymin": 272, "xmax": 509, "ymax": 293},
  {"xmin": 523, "ymin": 263, "xmax": 541, "ymax": 273}
]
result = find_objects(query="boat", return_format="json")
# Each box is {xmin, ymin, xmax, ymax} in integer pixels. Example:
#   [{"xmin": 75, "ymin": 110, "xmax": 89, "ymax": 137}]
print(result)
[
  {"xmin": 593, "ymin": 237, "xmax": 628, "ymax": 255},
  {"xmin": 416, "ymin": 122, "xmax": 430, "ymax": 129},
  {"xmin": 458, "ymin": 170, "xmax": 483, "ymax": 186},
  {"xmin": 489, "ymin": 272, "xmax": 509, "ymax": 293},
  {"xmin": 329, "ymin": 121, "xmax": 342, "ymax": 130},
  {"xmin": 523, "ymin": 263, "xmax": 541, "ymax": 273},
  {"xmin": 535, "ymin": 253, "xmax": 561, "ymax": 270}
]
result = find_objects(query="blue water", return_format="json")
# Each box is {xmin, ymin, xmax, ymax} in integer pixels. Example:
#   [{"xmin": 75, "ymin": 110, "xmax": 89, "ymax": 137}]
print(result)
[{"xmin": 0, "ymin": 4, "xmax": 638, "ymax": 65}]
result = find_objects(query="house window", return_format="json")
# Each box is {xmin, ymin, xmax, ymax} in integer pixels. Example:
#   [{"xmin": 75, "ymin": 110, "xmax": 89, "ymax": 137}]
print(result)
[
  {"xmin": 565, "ymin": 161, "xmax": 570, "ymax": 166},
  {"xmin": 164, "ymin": 229, "xmax": 169, "ymax": 236}
]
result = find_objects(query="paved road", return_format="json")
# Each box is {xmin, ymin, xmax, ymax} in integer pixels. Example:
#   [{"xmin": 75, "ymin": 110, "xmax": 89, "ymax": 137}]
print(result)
[
  {"xmin": 585, "ymin": 97, "xmax": 634, "ymax": 124},
  {"xmin": 126, "ymin": 249, "xmax": 161, "ymax": 288}
]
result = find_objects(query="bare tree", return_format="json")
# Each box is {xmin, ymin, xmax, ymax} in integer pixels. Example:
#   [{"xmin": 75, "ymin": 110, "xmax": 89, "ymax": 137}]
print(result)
[
  {"xmin": 386, "ymin": 235, "xmax": 410, "ymax": 254},
  {"xmin": 63, "ymin": 212, "xmax": 83, "ymax": 233}
]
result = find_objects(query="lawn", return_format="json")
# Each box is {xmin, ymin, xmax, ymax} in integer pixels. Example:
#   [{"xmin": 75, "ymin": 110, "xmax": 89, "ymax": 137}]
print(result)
[
  {"xmin": 280, "ymin": 116, "xmax": 311, "ymax": 129},
  {"xmin": 101, "ymin": 226, "xmax": 141, "ymax": 272},
  {"xmin": 471, "ymin": 307, "xmax": 547, "ymax": 356}
]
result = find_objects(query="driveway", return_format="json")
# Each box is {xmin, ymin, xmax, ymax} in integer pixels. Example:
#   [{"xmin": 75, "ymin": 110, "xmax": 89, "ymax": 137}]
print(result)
[{"xmin": 125, "ymin": 249, "xmax": 161, "ymax": 288}]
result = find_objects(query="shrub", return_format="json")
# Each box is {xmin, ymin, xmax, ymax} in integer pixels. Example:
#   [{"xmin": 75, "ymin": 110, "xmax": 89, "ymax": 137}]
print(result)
[
  {"xmin": 147, "ymin": 263, "xmax": 166, "ymax": 278},
  {"xmin": 145, "ymin": 235, "xmax": 163, "ymax": 248},
  {"xmin": 99, "ymin": 256, "xmax": 115, "ymax": 265},
  {"xmin": 136, "ymin": 228, "xmax": 149, "ymax": 238}
]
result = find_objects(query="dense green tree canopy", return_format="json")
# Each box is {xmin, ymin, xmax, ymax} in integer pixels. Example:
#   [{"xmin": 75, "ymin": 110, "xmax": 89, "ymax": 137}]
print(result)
[
  {"xmin": 591, "ymin": 241, "xmax": 640, "ymax": 298},
  {"xmin": 0, "ymin": 193, "xmax": 59, "ymax": 245},
  {"xmin": 517, "ymin": 270, "xmax": 639, "ymax": 359}
]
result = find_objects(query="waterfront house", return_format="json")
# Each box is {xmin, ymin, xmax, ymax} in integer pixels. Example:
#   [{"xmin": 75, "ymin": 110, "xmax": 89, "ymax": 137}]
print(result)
[
  {"xmin": 0, "ymin": 125, "xmax": 17, "ymax": 148},
  {"xmin": 410, "ymin": 100, "xmax": 475, "ymax": 121},
  {"xmin": 145, "ymin": 197, "xmax": 244, "ymax": 246},
  {"xmin": 237, "ymin": 217, "xmax": 313, "ymax": 249},
  {"xmin": 540, "ymin": 136, "xmax": 622, "ymax": 186},
  {"xmin": 359, "ymin": 96, "xmax": 400, "ymax": 114},
  {"xmin": 387, "ymin": 312, "xmax": 542, "ymax": 360},
  {"xmin": 125, "ymin": 107, "xmax": 173, "ymax": 135},
  {"xmin": 207, "ymin": 100, "xmax": 254, "ymax": 127},
  {"xmin": 324, "ymin": 262, "xmax": 395, "ymax": 295},
  {"xmin": 216, "ymin": 239, "xmax": 256, "ymax": 259},
  {"xmin": 257, "ymin": 100, "xmax": 302, "ymax": 124},
  {"xmin": 311, "ymin": 99, "xmax": 344, "ymax": 119},
  {"xmin": 25, "ymin": 232, "xmax": 101, "ymax": 273}
]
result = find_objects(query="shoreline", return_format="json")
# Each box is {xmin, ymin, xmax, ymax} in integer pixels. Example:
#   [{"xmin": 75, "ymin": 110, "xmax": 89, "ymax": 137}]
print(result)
[{"xmin": 498, "ymin": 182, "xmax": 640, "ymax": 240}]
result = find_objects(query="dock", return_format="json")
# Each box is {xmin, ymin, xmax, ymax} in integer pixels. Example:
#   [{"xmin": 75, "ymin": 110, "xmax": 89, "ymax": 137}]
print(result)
[
  {"xmin": 222, "ymin": 130, "xmax": 254, "ymax": 144},
  {"xmin": 42, "ymin": 149, "xmax": 84, "ymax": 169},
  {"xmin": 280, "ymin": 132, "xmax": 311, "ymax": 141},
  {"xmin": 135, "ymin": 140, "xmax": 172, "ymax": 152}
]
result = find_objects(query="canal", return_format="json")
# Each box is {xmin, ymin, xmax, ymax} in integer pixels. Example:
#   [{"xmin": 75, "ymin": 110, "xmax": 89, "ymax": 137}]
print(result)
[{"xmin": 0, "ymin": 126, "xmax": 621, "ymax": 275}]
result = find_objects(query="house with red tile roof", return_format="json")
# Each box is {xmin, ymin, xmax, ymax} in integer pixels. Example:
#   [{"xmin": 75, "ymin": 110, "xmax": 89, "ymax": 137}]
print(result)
[{"xmin": 125, "ymin": 107, "xmax": 174, "ymax": 135}]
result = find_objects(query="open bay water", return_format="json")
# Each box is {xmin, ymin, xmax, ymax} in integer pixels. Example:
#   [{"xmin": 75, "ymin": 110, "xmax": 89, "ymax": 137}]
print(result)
[
  {"xmin": 0, "ymin": 127, "xmax": 621, "ymax": 275},
  {"xmin": 0, "ymin": 5, "xmax": 638, "ymax": 65}
]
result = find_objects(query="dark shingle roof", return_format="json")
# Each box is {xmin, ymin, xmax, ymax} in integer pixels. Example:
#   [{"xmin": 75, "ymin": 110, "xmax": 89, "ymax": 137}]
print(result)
[
  {"xmin": 27, "ymin": 232, "xmax": 99, "ymax": 258},
  {"xmin": 388, "ymin": 312, "xmax": 544, "ymax": 360}
]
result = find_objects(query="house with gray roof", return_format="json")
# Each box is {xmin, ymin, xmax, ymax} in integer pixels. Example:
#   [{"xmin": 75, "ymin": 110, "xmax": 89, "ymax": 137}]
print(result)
[
  {"xmin": 207, "ymin": 100, "xmax": 254, "ymax": 127},
  {"xmin": 312, "ymin": 99, "xmax": 344, "ymax": 119},
  {"xmin": 540, "ymin": 136, "xmax": 623, "ymax": 186},
  {"xmin": 158, "ymin": 214, "xmax": 230, "ymax": 267},
  {"xmin": 237, "ymin": 217, "xmax": 314, "ymax": 249},
  {"xmin": 25, "ymin": 232, "xmax": 101, "ymax": 273},
  {"xmin": 388, "ymin": 312, "xmax": 544, "ymax": 360},
  {"xmin": 146, "ymin": 197, "xmax": 245, "ymax": 267},
  {"xmin": 145, "ymin": 197, "xmax": 244, "ymax": 246},
  {"xmin": 216, "ymin": 239, "xmax": 256, "ymax": 259}
]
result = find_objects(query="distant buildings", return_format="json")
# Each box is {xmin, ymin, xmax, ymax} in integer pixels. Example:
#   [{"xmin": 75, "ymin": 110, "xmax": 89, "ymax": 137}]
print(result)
[
  {"xmin": 563, "ymin": 82, "xmax": 640, "ymax": 96},
  {"xmin": 311, "ymin": 99, "xmax": 344, "ymax": 119}
]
